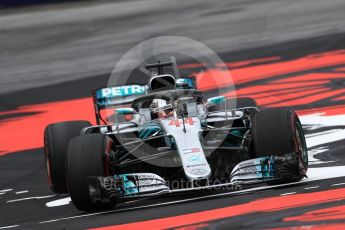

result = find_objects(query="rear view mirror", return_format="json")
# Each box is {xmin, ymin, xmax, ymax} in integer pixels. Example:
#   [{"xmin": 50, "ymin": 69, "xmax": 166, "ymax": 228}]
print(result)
[
  {"xmin": 176, "ymin": 77, "xmax": 197, "ymax": 89},
  {"xmin": 113, "ymin": 108, "xmax": 138, "ymax": 124},
  {"xmin": 207, "ymin": 96, "xmax": 226, "ymax": 105},
  {"xmin": 114, "ymin": 108, "xmax": 137, "ymax": 115}
]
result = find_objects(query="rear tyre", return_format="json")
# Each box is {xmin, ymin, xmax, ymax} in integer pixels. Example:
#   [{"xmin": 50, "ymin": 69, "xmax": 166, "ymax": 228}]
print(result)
[
  {"xmin": 252, "ymin": 107, "xmax": 308, "ymax": 184},
  {"xmin": 208, "ymin": 97, "xmax": 257, "ymax": 112},
  {"xmin": 44, "ymin": 120, "xmax": 91, "ymax": 193},
  {"xmin": 66, "ymin": 134, "xmax": 115, "ymax": 211}
]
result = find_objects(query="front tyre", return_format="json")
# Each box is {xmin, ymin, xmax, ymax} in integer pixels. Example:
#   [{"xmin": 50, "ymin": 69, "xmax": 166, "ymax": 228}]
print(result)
[
  {"xmin": 253, "ymin": 107, "xmax": 308, "ymax": 184},
  {"xmin": 66, "ymin": 134, "xmax": 115, "ymax": 211},
  {"xmin": 44, "ymin": 120, "xmax": 91, "ymax": 193}
]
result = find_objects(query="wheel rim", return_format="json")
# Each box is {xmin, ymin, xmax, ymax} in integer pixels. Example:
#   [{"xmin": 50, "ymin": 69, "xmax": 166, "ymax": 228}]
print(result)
[
  {"xmin": 45, "ymin": 149, "xmax": 53, "ymax": 188},
  {"xmin": 296, "ymin": 121, "xmax": 308, "ymax": 164},
  {"xmin": 44, "ymin": 133, "xmax": 53, "ymax": 188}
]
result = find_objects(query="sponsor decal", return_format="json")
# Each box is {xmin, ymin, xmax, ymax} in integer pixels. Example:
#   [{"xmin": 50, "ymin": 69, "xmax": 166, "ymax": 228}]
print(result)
[
  {"xmin": 188, "ymin": 154, "xmax": 201, "ymax": 163},
  {"xmin": 168, "ymin": 117, "xmax": 195, "ymax": 127},
  {"xmin": 182, "ymin": 148, "xmax": 201, "ymax": 155},
  {"xmin": 190, "ymin": 168, "xmax": 207, "ymax": 175},
  {"xmin": 237, "ymin": 160, "xmax": 257, "ymax": 168},
  {"xmin": 137, "ymin": 179, "xmax": 159, "ymax": 186},
  {"xmin": 136, "ymin": 174, "xmax": 156, "ymax": 179},
  {"xmin": 191, "ymin": 148, "xmax": 201, "ymax": 153},
  {"xmin": 236, "ymin": 166, "xmax": 258, "ymax": 175},
  {"xmin": 97, "ymin": 85, "xmax": 145, "ymax": 98},
  {"xmin": 187, "ymin": 163, "xmax": 207, "ymax": 168}
]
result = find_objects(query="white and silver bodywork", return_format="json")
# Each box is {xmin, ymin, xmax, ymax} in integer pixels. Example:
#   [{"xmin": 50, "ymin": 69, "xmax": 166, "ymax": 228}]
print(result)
[{"xmin": 160, "ymin": 117, "xmax": 212, "ymax": 182}]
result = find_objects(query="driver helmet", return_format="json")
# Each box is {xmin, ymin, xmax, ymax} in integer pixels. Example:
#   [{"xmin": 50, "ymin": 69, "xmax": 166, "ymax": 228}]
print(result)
[{"xmin": 150, "ymin": 99, "xmax": 173, "ymax": 118}]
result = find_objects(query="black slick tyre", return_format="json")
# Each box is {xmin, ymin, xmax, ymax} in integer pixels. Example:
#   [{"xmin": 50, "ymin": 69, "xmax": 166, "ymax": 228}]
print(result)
[
  {"xmin": 252, "ymin": 107, "xmax": 308, "ymax": 184},
  {"xmin": 44, "ymin": 120, "xmax": 91, "ymax": 193},
  {"xmin": 66, "ymin": 133, "xmax": 115, "ymax": 211}
]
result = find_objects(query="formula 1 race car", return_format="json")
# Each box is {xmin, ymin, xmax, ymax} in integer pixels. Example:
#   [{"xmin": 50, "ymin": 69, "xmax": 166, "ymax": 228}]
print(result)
[{"xmin": 44, "ymin": 61, "xmax": 308, "ymax": 211}]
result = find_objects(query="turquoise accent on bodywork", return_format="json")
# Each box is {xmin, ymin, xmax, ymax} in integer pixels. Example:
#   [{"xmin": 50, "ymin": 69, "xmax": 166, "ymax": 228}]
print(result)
[
  {"xmin": 176, "ymin": 78, "xmax": 195, "ymax": 89},
  {"xmin": 95, "ymin": 85, "xmax": 146, "ymax": 107},
  {"xmin": 115, "ymin": 108, "xmax": 136, "ymax": 115},
  {"xmin": 114, "ymin": 174, "xmax": 139, "ymax": 196},
  {"xmin": 96, "ymin": 85, "xmax": 145, "ymax": 99},
  {"xmin": 139, "ymin": 123, "xmax": 162, "ymax": 139},
  {"xmin": 231, "ymin": 130, "xmax": 243, "ymax": 137},
  {"xmin": 222, "ymin": 129, "xmax": 246, "ymax": 147},
  {"xmin": 168, "ymin": 135, "xmax": 177, "ymax": 150},
  {"xmin": 200, "ymin": 118, "xmax": 208, "ymax": 127},
  {"xmin": 207, "ymin": 96, "xmax": 226, "ymax": 105},
  {"xmin": 260, "ymin": 156, "xmax": 275, "ymax": 178}
]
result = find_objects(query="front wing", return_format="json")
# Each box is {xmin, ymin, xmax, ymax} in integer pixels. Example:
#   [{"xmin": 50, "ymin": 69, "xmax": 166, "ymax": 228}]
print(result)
[{"xmin": 87, "ymin": 156, "xmax": 287, "ymax": 204}]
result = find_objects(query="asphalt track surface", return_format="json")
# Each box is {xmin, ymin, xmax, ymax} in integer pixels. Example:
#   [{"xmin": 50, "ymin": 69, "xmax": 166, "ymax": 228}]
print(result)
[{"xmin": 1, "ymin": 0, "xmax": 345, "ymax": 229}]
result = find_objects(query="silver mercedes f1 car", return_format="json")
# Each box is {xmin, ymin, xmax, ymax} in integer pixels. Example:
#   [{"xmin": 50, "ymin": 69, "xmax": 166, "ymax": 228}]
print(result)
[{"xmin": 44, "ymin": 61, "xmax": 308, "ymax": 211}]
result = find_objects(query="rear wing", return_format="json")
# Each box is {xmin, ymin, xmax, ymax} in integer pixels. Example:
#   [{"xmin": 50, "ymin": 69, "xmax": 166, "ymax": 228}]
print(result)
[
  {"xmin": 144, "ymin": 59, "xmax": 197, "ymax": 90},
  {"xmin": 92, "ymin": 85, "xmax": 146, "ymax": 125}
]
